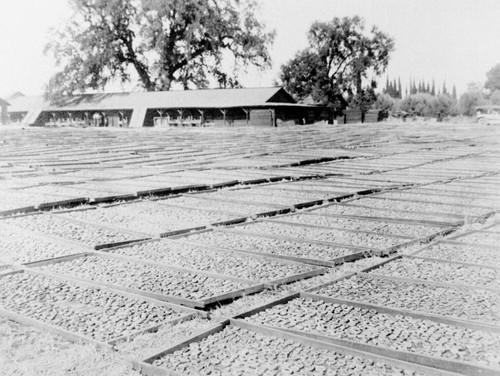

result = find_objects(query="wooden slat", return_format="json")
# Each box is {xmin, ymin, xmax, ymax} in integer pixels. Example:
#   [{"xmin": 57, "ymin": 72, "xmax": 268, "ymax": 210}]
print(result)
[
  {"xmin": 301, "ymin": 292, "xmax": 500, "ymax": 333},
  {"xmin": 0, "ymin": 307, "xmax": 112, "ymax": 349}
]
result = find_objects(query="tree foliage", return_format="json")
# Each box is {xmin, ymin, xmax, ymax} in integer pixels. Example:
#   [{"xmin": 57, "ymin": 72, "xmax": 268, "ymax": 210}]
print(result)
[
  {"xmin": 279, "ymin": 16, "xmax": 394, "ymax": 113},
  {"xmin": 373, "ymin": 93, "xmax": 395, "ymax": 118},
  {"xmin": 383, "ymin": 77, "xmax": 401, "ymax": 99},
  {"xmin": 490, "ymin": 90, "xmax": 500, "ymax": 105},
  {"xmin": 458, "ymin": 91, "xmax": 486, "ymax": 116},
  {"xmin": 485, "ymin": 63, "xmax": 500, "ymax": 92},
  {"xmin": 44, "ymin": 0, "xmax": 274, "ymax": 103},
  {"xmin": 400, "ymin": 93, "xmax": 435, "ymax": 117},
  {"xmin": 399, "ymin": 93, "xmax": 456, "ymax": 119},
  {"xmin": 432, "ymin": 94, "xmax": 456, "ymax": 120}
]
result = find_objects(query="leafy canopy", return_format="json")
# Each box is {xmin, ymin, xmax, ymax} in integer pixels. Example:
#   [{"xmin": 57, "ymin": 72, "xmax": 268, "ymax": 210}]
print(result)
[
  {"xmin": 44, "ymin": 0, "xmax": 274, "ymax": 103},
  {"xmin": 279, "ymin": 16, "xmax": 394, "ymax": 112},
  {"xmin": 485, "ymin": 63, "xmax": 500, "ymax": 92}
]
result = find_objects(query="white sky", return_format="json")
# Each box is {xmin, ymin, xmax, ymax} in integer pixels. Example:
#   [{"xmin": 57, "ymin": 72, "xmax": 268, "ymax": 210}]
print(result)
[{"xmin": 1, "ymin": 0, "xmax": 499, "ymax": 97}]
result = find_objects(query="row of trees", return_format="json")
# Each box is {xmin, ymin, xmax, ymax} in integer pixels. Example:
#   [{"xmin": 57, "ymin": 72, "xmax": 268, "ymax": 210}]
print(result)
[
  {"xmin": 375, "ymin": 93, "xmax": 457, "ymax": 120},
  {"xmin": 459, "ymin": 63, "xmax": 500, "ymax": 115},
  {"xmin": 45, "ymin": 1, "xmax": 497, "ymax": 122},
  {"xmin": 384, "ymin": 77, "xmax": 457, "ymax": 100},
  {"xmin": 45, "ymin": 1, "xmax": 395, "ymax": 114},
  {"xmin": 375, "ymin": 64, "xmax": 500, "ymax": 119}
]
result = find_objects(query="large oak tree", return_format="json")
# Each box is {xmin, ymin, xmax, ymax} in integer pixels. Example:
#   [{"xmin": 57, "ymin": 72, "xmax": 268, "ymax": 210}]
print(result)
[
  {"xmin": 44, "ymin": 0, "xmax": 274, "ymax": 103},
  {"xmin": 279, "ymin": 16, "xmax": 394, "ymax": 113}
]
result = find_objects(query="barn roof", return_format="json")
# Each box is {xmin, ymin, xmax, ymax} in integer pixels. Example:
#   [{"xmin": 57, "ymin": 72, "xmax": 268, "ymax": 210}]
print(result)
[{"xmin": 8, "ymin": 87, "xmax": 299, "ymax": 112}]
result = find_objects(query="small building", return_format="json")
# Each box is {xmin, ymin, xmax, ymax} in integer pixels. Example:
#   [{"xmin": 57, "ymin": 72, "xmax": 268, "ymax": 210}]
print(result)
[
  {"xmin": 7, "ymin": 87, "xmax": 329, "ymax": 128},
  {"xmin": 0, "ymin": 96, "xmax": 10, "ymax": 125}
]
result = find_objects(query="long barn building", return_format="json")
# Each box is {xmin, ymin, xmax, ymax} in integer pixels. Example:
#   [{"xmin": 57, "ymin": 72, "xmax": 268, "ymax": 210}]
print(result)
[{"xmin": 6, "ymin": 87, "xmax": 329, "ymax": 127}]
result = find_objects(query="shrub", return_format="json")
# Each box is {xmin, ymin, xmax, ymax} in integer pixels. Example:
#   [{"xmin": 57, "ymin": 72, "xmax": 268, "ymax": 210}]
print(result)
[{"xmin": 400, "ymin": 93, "xmax": 435, "ymax": 117}]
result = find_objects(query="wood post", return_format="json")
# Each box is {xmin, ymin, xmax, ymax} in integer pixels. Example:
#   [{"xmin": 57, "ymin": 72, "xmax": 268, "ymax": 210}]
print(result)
[
  {"xmin": 177, "ymin": 109, "xmax": 183, "ymax": 126},
  {"xmin": 242, "ymin": 108, "xmax": 249, "ymax": 125},
  {"xmin": 197, "ymin": 109, "xmax": 205, "ymax": 126},
  {"xmin": 220, "ymin": 109, "xmax": 227, "ymax": 126}
]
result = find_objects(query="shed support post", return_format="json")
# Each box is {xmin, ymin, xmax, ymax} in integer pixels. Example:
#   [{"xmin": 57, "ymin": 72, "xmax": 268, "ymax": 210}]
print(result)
[
  {"xmin": 242, "ymin": 108, "xmax": 249, "ymax": 125},
  {"xmin": 220, "ymin": 109, "xmax": 227, "ymax": 126},
  {"xmin": 177, "ymin": 109, "xmax": 183, "ymax": 126},
  {"xmin": 197, "ymin": 109, "xmax": 205, "ymax": 126},
  {"xmin": 155, "ymin": 109, "xmax": 164, "ymax": 127}
]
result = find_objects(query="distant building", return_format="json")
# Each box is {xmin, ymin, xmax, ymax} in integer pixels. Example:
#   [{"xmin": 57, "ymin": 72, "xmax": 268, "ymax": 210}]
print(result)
[
  {"xmin": 7, "ymin": 87, "xmax": 329, "ymax": 127},
  {"xmin": 0, "ymin": 96, "xmax": 10, "ymax": 125}
]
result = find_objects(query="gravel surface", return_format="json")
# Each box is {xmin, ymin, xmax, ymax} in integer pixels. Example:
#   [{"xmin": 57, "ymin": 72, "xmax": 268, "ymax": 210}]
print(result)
[
  {"xmin": 0, "ymin": 272, "xmax": 185, "ymax": 342},
  {"xmin": 315, "ymin": 274, "xmax": 500, "ymax": 324},
  {"xmin": 37, "ymin": 256, "xmax": 249, "ymax": 301},
  {"xmin": 358, "ymin": 197, "xmax": 492, "ymax": 217},
  {"xmin": 236, "ymin": 221, "xmax": 407, "ymax": 249},
  {"xmin": 452, "ymin": 231, "xmax": 500, "ymax": 246},
  {"xmin": 485, "ymin": 224, "xmax": 500, "ymax": 233},
  {"xmin": 2, "ymin": 214, "xmax": 137, "ymax": 247},
  {"xmin": 245, "ymin": 297, "xmax": 500, "ymax": 368},
  {"xmin": 109, "ymin": 240, "xmax": 317, "ymax": 283},
  {"xmin": 57, "ymin": 201, "xmax": 242, "ymax": 235},
  {"xmin": 372, "ymin": 258, "xmax": 500, "ymax": 289},
  {"xmin": 1, "ymin": 190, "xmax": 76, "ymax": 209},
  {"xmin": 17, "ymin": 185, "xmax": 111, "ymax": 199},
  {"xmin": 323, "ymin": 177, "xmax": 398, "ymax": 187},
  {"xmin": 280, "ymin": 214, "xmax": 443, "ymax": 238},
  {"xmin": 434, "ymin": 183, "xmax": 500, "ymax": 194},
  {"xmin": 203, "ymin": 190, "xmax": 305, "ymax": 206},
  {"xmin": 0, "ymin": 318, "xmax": 140, "ymax": 376},
  {"xmin": 286, "ymin": 181, "xmax": 371, "ymax": 190},
  {"xmin": 153, "ymin": 325, "xmax": 430, "ymax": 376},
  {"xmin": 378, "ymin": 192, "xmax": 499, "ymax": 208},
  {"xmin": 239, "ymin": 187, "xmax": 328, "ymax": 200},
  {"xmin": 484, "ymin": 223, "xmax": 500, "ymax": 233},
  {"xmin": 159, "ymin": 196, "xmax": 275, "ymax": 215},
  {"xmin": 74, "ymin": 182, "xmax": 139, "ymax": 194},
  {"xmin": 260, "ymin": 183, "xmax": 353, "ymax": 194},
  {"xmin": 416, "ymin": 242, "xmax": 500, "ymax": 267},
  {"xmin": 0, "ymin": 225, "xmax": 83, "ymax": 264},
  {"xmin": 415, "ymin": 186, "xmax": 500, "ymax": 197},
  {"xmin": 0, "ymin": 190, "xmax": 61, "ymax": 213},
  {"xmin": 182, "ymin": 231, "xmax": 359, "ymax": 262},
  {"xmin": 313, "ymin": 204, "xmax": 457, "ymax": 224}
]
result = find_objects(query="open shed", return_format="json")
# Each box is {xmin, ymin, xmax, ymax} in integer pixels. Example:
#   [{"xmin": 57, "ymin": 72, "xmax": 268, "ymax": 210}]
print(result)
[{"xmin": 7, "ymin": 87, "xmax": 329, "ymax": 127}]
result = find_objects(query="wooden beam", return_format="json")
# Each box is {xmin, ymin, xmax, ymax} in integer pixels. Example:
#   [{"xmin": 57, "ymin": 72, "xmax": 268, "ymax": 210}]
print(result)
[
  {"xmin": 220, "ymin": 109, "xmax": 227, "ymax": 126},
  {"xmin": 177, "ymin": 109, "xmax": 183, "ymax": 126},
  {"xmin": 197, "ymin": 109, "xmax": 205, "ymax": 126},
  {"xmin": 242, "ymin": 108, "xmax": 249, "ymax": 125}
]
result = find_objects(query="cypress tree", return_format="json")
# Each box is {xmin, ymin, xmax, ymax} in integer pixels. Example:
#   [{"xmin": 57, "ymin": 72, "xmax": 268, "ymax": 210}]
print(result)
[
  {"xmin": 397, "ymin": 77, "xmax": 402, "ymax": 98},
  {"xmin": 442, "ymin": 82, "xmax": 448, "ymax": 96},
  {"xmin": 431, "ymin": 80, "xmax": 436, "ymax": 96},
  {"xmin": 411, "ymin": 79, "xmax": 417, "ymax": 94}
]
